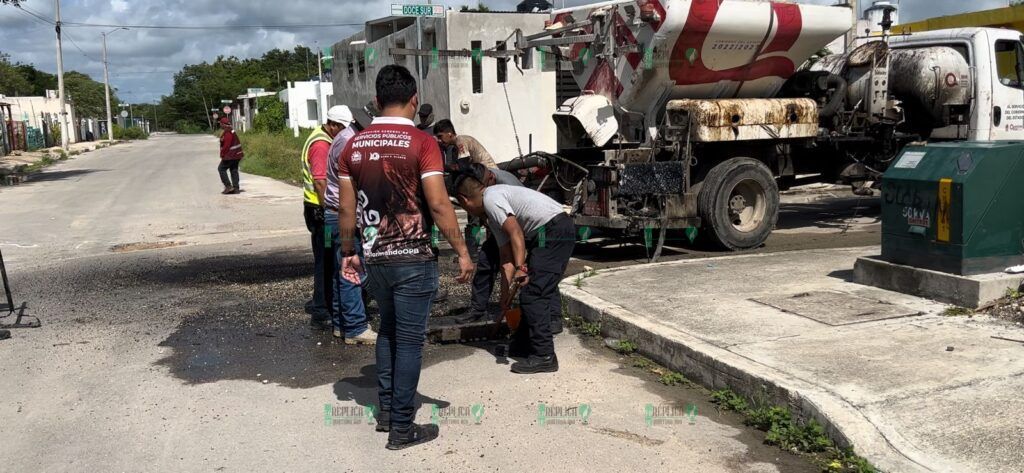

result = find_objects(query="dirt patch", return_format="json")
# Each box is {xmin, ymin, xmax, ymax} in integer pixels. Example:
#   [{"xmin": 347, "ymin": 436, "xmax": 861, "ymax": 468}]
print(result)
[
  {"xmin": 110, "ymin": 241, "xmax": 186, "ymax": 253},
  {"xmin": 982, "ymin": 294, "xmax": 1024, "ymax": 325}
]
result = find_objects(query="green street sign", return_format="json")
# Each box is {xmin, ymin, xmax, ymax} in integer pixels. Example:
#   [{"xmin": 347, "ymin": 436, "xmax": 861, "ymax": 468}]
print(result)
[{"xmin": 391, "ymin": 3, "xmax": 445, "ymax": 17}]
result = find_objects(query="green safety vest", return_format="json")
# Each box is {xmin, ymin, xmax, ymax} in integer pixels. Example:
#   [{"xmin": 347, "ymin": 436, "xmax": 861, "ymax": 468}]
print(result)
[{"xmin": 301, "ymin": 126, "xmax": 333, "ymax": 205}]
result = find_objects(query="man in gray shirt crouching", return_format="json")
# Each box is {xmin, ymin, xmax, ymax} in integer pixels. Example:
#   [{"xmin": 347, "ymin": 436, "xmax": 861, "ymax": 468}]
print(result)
[{"xmin": 455, "ymin": 177, "xmax": 575, "ymax": 374}]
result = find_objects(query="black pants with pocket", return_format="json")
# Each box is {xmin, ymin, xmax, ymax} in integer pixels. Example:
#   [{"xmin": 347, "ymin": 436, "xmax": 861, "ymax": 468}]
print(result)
[
  {"xmin": 514, "ymin": 213, "xmax": 575, "ymax": 357},
  {"xmin": 218, "ymin": 160, "xmax": 240, "ymax": 188}
]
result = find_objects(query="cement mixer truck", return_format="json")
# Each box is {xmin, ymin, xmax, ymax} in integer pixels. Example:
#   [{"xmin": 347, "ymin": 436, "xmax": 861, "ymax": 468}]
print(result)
[{"xmin": 500, "ymin": 0, "xmax": 1024, "ymax": 252}]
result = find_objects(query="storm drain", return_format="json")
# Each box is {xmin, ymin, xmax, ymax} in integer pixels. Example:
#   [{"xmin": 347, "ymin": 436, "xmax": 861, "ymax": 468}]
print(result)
[{"xmin": 751, "ymin": 291, "xmax": 922, "ymax": 326}]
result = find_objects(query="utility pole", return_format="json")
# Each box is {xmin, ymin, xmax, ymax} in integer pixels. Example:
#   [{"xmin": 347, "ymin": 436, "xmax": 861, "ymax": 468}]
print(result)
[
  {"xmin": 845, "ymin": 0, "xmax": 859, "ymax": 53},
  {"xmin": 316, "ymin": 41, "xmax": 324, "ymax": 124},
  {"xmin": 101, "ymin": 27, "xmax": 127, "ymax": 144},
  {"xmin": 53, "ymin": 0, "xmax": 69, "ymax": 150}
]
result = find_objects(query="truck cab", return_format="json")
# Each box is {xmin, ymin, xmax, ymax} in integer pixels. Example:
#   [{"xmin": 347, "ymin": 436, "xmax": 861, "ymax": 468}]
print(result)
[{"xmin": 888, "ymin": 28, "xmax": 1024, "ymax": 141}]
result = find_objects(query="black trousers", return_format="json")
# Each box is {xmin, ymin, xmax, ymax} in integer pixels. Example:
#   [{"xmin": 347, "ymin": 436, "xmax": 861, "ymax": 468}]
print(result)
[
  {"xmin": 303, "ymin": 204, "xmax": 333, "ymax": 318},
  {"xmin": 513, "ymin": 213, "xmax": 575, "ymax": 357},
  {"xmin": 471, "ymin": 234, "xmax": 499, "ymax": 314},
  {"xmin": 218, "ymin": 160, "xmax": 240, "ymax": 188}
]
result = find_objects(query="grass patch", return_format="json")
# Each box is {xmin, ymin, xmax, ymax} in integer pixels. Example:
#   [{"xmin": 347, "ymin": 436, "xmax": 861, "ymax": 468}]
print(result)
[
  {"xmin": 709, "ymin": 388, "xmax": 876, "ymax": 472},
  {"xmin": 942, "ymin": 306, "xmax": 973, "ymax": 317},
  {"xmin": 238, "ymin": 130, "xmax": 309, "ymax": 185},
  {"xmin": 613, "ymin": 340, "xmax": 638, "ymax": 354},
  {"xmin": 630, "ymin": 355, "xmax": 656, "ymax": 370},
  {"xmin": 658, "ymin": 371, "xmax": 687, "ymax": 386}
]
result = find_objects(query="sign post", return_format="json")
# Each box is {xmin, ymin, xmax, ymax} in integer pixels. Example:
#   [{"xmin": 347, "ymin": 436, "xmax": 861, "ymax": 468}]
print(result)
[{"xmin": 391, "ymin": 4, "xmax": 445, "ymax": 108}]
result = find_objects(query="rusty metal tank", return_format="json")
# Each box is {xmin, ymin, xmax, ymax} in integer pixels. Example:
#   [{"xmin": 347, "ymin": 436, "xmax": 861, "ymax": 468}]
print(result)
[
  {"xmin": 550, "ymin": 0, "xmax": 853, "ymax": 113},
  {"xmin": 814, "ymin": 41, "xmax": 972, "ymax": 126}
]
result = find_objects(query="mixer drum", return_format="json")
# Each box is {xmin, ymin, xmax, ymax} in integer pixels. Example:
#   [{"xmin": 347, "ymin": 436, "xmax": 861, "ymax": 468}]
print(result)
[{"xmin": 552, "ymin": 0, "xmax": 853, "ymax": 113}]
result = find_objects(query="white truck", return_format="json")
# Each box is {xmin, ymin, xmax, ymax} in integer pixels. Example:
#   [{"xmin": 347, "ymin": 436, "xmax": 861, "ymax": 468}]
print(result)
[{"xmin": 502, "ymin": 0, "xmax": 1024, "ymax": 252}]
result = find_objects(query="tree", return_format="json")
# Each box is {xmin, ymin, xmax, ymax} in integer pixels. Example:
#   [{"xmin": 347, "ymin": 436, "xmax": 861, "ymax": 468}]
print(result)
[
  {"xmin": 64, "ymin": 71, "xmax": 111, "ymax": 119},
  {"xmin": 460, "ymin": 3, "xmax": 491, "ymax": 12},
  {"xmin": 0, "ymin": 52, "xmax": 32, "ymax": 96}
]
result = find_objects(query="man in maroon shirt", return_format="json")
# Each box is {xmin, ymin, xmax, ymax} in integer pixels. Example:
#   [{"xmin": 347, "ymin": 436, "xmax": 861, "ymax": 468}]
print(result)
[
  {"xmin": 338, "ymin": 65, "xmax": 473, "ymax": 450},
  {"xmin": 217, "ymin": 118, "xmax": 243, "ymax": 194}
]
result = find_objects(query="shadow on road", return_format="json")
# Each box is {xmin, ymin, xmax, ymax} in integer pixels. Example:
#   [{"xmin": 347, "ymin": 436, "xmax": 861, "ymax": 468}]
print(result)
[
  {"xmin": 333, "ymin": 363, "xmax": 451, "ymax": 410},
  {"xmin": 23, "ymin": 169, "xmax": 104, "ymax": 184}
]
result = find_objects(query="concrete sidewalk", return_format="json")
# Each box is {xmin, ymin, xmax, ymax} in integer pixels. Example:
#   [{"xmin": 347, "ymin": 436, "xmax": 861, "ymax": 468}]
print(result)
[
  {"xmin": 1, "ymin": 140, "xmax": 117, "ymax": 184},
  {"xmin": 561, "ymin": 247, "xmax": 1024, "ymax": 473}
]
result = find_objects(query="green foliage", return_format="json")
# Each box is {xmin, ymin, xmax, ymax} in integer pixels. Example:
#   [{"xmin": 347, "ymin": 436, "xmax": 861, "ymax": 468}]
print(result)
[
  {"xmin": 745, "ymin": 404, "xmax": 791, "ymax": 431},
  {"xmin": 579, "ymin": 320, "xmax": 601, "ymax": 337},
  {"xmin": 765, "ymin": 418, "xmax": 832, "ymax": 453},
  {"xmin": 174, "ymin": 120, "xmax": 205, "ymax": 134},
  {"xmin": 112, "ymin": 125, "xmax": 149, "ymax": 140},
  {"xmin": 64, "ymin": 71, "xmax": 109, "ymax": 119},
  {"xmin": 238, "ymin": 130, "xmax": 309, "ymax": 185},
  {"xmin": 942, "ymin": 306, "xmax": 973, "ymax": 317},
  {"xmin": 710, "ymin": 389, "xmax": 749, "ymax": 412},
  {"xmin": 460, "ymin": 2, "xmax": 491, "ymax": 11},
  {"xmin": 614, "ymin": 340, "xmax": 638, "ymax": 355},
  {"xmin": 630, "ymin": 356, "xmax": 656, "ymax": 370},
  {"xmin": 50, "ymin": 125, "xmax": 61, "ymax": 147},
  {"xmin": 658, "ymin": 371, "xmax": 687, "ymax": 386},
  {"xmin": 0, "ymin": 52, "xmax": 32, "ymax": 96},
  {"xmin": 253, "ymin": 98, "xmax": 286, "ymax": 133}
]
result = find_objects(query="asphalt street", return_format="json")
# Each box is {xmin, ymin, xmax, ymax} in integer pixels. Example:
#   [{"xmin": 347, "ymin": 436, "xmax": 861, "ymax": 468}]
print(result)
[{"xmin": 0, "ymin": 134, "xmax": 880, "ymax": 472}]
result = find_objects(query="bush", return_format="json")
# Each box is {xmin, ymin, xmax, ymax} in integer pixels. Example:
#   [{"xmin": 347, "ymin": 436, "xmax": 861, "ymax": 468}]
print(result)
[
  {"xmin": 238, "ymin": 129, "xmax": 310, "ymax": 185},
  {"xmin": 174, "ymin": 120, "xmax": 205, "ymax": 134},
  {"xmin": 252, "ymin": 97, "xmax": 286, "ymax": 133},
  {"xmin": 112, "ymin": 125, "xmax": 149, "ymax": 140}
]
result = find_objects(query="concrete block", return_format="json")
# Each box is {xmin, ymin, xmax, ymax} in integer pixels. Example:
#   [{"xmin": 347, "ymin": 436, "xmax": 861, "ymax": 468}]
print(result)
[{"xmin": 854, "ymin": 256, "xmax": 1024, "ymax": 309}]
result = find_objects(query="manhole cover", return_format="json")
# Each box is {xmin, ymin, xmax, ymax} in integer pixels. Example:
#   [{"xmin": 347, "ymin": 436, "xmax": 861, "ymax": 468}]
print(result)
[{"xmin": 751, "ymin": 291, "xmax": 921, "ymax": 326}]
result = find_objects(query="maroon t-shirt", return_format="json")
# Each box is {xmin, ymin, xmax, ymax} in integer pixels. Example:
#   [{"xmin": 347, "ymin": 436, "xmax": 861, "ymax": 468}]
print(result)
[{"xmin": 338, "ymin": 117, "xmax": 445, "ymax": 264}]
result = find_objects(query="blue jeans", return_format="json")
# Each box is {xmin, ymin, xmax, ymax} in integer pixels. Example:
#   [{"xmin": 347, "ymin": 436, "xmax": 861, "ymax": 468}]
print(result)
[
  {"xmin": 325, "ymin": 211, "xmax": 369, "ymax": 337},
  {"xmin": 364, "ymin": 261, "xmax": 439, "ymax": 429}
]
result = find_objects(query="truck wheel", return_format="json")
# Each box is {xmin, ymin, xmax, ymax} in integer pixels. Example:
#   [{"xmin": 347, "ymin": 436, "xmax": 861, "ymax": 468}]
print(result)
[{"xmin": 697, "ymin": 157, "xmax": 779, "ymax": 250}]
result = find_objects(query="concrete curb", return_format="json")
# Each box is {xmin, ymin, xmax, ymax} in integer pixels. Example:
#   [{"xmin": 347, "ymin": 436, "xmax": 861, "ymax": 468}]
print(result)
[{"xmin": 560, "ymin": 264, "xmax": 936, "ymax": 473}]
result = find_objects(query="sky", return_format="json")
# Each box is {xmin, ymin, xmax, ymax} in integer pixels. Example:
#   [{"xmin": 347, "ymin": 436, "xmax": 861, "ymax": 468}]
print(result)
[{"xmin": 0, "ymin": 0, "xmax": 1013, "ymax": 103}]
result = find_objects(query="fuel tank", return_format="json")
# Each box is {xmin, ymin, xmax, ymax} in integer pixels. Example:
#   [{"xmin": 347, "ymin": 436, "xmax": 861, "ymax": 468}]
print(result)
[{"xmin": 550, "ymin": 0, "xmax": 853, "ymax": 113}]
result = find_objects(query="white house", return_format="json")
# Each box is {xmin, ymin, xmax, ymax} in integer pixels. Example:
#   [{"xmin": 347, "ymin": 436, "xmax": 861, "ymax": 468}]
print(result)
[
  {"xmin": 278, "ymin": 81, "xmax": 334, "ymax": 131},
  {"xmin": 330, "ymin": 11, "xmax": 557, "ymax": 163},
  {"xmin": 1, "ymin": 93, "xmax": 79, "ymax": 144},
  {"xmin": 233, "ymin": 90, "xmax": 278, "ymax": 133}
]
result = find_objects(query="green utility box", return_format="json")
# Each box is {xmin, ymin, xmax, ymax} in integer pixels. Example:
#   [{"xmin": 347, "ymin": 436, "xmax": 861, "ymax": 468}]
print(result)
[{"xmin": 881, "ymin": 142, "xmax": 1024, "ymax": 275}]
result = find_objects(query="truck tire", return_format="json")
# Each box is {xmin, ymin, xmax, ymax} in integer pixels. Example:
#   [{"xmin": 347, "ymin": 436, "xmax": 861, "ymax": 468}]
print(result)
[{"xmin": 697, "ymin": 157, "xmax": 779, "ymax": 250}]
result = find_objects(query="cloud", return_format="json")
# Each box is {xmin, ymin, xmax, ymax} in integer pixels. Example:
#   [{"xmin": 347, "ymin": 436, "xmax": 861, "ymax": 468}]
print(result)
[{"xmin": 0, "ymin": 0, "xmax": 1015, "ymax": 103}]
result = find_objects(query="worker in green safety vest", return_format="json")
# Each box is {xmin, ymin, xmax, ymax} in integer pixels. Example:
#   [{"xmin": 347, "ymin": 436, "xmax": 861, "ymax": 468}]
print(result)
[{"xmin": 301, "ymin": 111, "xmax": 348, "ymax": 329}]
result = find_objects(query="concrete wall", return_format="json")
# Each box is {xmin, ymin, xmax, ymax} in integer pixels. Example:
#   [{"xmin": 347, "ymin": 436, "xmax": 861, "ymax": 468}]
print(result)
[
  {"xmin": 330, "ymin": 12, "xmax": 556, "ymax": 163},
  {"xmin": 279, "ymin": 81, "xmax": 334, "ymax": 129},
  {"xmin": 3, "ymin": 96, "xmax": 78, "ymax": 143}
]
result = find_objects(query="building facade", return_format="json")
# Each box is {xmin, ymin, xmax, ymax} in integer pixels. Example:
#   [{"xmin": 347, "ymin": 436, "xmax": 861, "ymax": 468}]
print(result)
[
  {"xmin": 331, "ymin": 11, "xmax": 556, "ymax": 163},
  {"xmin": 278, "ymin": 81, "xmax": 334, "ymax": 131}
]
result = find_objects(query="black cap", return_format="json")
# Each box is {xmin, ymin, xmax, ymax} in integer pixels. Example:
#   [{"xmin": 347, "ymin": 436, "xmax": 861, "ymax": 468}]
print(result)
[{"xmin": 418, "ymin": 103, "xmax": 433, "ymax": 118}]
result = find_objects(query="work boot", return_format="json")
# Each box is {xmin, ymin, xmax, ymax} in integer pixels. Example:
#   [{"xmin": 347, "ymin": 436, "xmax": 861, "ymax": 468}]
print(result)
[
  {"xmin": 386, "ymin": 423, "xmax": 439, "ymax": 450},
  {"xmin": 345, "ymin": 328, "xmax": 378, "ymax": 345},
  {"xmin": 511, "ymin": 354, "xmax": 559, "ymax": 374},
  {"xmin": 310, "ymin": 313, "xmax": 332, "ymax": 330},
  {"xmin": 332, "ymin": 326, "xmax": 342, "ymax": 338},
  {"xmin": 221, "ymin": 187, "xmax": 232, "ymax": 195},
  {"xmin": 375, "ymin": 410, "xmax": 391, "ymax": 432},
  {"xmin": 455, "ymin": 310, "xmax": 489, "ymax": 324},
  {"xmin": 229, "ymin": 187, "xmax": 241, "ymax": 194}
]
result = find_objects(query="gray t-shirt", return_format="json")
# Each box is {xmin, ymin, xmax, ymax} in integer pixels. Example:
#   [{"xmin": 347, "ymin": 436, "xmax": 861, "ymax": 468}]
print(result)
[
  {"xmin": 490, "ymin": 168, "xmax": 522, "ymax": 187},
  {"xmin": 325, "ymin": 126, "xmax": 357, "ymax": 211},
  {"xmin": 483, "ymin": 185, "xmax": 565, "ymax": 246}
]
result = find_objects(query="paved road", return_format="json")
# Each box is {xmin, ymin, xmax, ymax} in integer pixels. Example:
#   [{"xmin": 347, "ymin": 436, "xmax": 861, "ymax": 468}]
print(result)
[{"xmin": 0, "ymin": 134, "xmax": 877, "ymax": 472}]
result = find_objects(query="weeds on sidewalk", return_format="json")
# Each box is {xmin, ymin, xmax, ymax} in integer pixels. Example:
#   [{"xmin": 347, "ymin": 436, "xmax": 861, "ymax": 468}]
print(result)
[
  {"xmin": 710, "ymin": 388, "xmax": 876, "ymax": 473},
  {"xmin": 238, "ymin": 130, "xmax": 308, "ymax": 185},
  {"xmin": 613, "ymin": 339, "xmax": 637, "ymax": 354},
  {"xmin": 941, "ymin": 306, "xmax": 973, "ymax": 317}
]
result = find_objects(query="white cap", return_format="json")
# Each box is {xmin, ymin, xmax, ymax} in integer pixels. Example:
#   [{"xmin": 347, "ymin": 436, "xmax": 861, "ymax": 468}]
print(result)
[{"xmin": 326, "ymin": 105, "xmax": 354, "ymax": 127}]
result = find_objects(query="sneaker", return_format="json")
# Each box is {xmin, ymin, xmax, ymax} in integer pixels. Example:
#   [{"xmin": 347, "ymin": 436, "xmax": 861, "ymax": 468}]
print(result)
[
  {"xmin": 511, "ymin": 354, "xmax": 559, "ymax": 374},
  {"xmin": 345, "ymin": 328, "xmax": 378, "ymax": 345},
  {"xmin": 386, "ymin": 423, "xmax": 439, "ymax": 450},
  {"xmin": 375, "ymin": 410, "xmax": 391, "ymax": 432},
  {"xmin": 332, "ymin": 327, "xmax": 342, "ymax": 338}
]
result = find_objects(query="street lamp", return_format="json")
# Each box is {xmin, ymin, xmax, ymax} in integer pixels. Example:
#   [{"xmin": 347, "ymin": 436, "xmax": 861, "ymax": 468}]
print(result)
[{"xmin": 102, "ymin": 27, "xmax": 128, "ymax": 143}]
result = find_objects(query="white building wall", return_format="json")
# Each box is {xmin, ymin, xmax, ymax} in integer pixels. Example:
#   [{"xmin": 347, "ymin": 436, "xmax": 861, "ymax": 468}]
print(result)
[
  {"xmin": 443, "ymin": 12, "xmax": 555, "ymax": 162},
  {"xmin": 330, "ymin": 12, "xmax": 556, "ymax": 163},
  {"xmin": 3, "ymin": 96, "xmax": 79, "ymax": 143},
  {"xmin": 280, "ymin": 81, "xmax": 335, "ymax": 129}
]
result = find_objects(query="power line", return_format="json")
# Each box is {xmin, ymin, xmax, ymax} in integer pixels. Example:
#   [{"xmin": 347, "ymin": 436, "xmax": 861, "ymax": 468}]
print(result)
[
  {"xmin": 62, "ymin": 20, "xmax": 363, "ymax": 30},
  {"xmin": 13, "ymin": 4, "xmax": 54, "ymax": 26}
]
